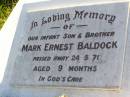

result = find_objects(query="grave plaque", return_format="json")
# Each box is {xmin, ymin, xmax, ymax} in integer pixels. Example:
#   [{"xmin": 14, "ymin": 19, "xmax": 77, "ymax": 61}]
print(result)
[{"xmin": 10, "ymin": 2, "xmax": 129, "ymax": 89}]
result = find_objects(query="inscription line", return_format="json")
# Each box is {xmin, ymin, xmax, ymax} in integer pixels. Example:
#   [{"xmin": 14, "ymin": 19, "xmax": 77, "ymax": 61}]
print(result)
[
  {"xmin": 50, "ymin": 27, "xmax": 61, "ymax": 29},
  {"xmin": 76, "ymin": 25, "xmax": 88, "ymax": 27}
]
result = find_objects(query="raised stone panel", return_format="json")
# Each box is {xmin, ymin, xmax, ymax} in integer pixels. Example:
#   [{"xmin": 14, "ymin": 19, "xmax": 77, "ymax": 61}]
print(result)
[
  {"xmin": 9, "ymin": 2, "xmax": 129, "ymax": 89},
  {"xmin": 1, "ymin": 1, "xmax": 130, "ymax": 97}
]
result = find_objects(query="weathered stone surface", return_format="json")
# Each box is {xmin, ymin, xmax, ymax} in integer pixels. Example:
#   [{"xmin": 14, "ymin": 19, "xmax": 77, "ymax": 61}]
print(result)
[
  {"xmin": 0, "ymin": 0, "xmax": 130, "ymax": 97},
  {"xmin": 9, "ymin": 2, "xmax": 129, "ymax": 88}
]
